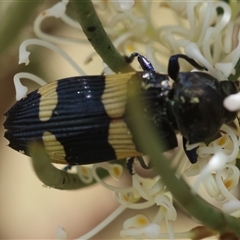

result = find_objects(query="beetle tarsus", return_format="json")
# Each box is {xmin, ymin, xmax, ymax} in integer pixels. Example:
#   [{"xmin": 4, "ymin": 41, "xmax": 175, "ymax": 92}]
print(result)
[
  {"xmin": 126, "ymin": 157, "xmax": 135, "ymax": 175},
  {"xmin": 136, "ymin": 156, "xmax": 152, "ymax": 169},
  {"xmin": 126, "ymin": 157, "xmax": 152, "ymax": 175},
  {"xmin": 127, "ymin": 52, "xmax": 156, "ymax": 72},
  {"xmin": 62, "ymin": 164, "xmax": 73, "ymax": 171},
  {"xmin": 182, "ymin": 136, "xmax": 198, "ymax": 164}
]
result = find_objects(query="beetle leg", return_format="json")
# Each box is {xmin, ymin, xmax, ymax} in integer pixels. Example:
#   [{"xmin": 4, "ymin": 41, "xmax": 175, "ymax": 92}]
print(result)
[
  {"xmin": 126, "ymin": 157, "xmax": 135, "ymax": 175},
  {"xmin": 136, "ymin": 156, "xmax": 152, "ymax": 169},
  {"xmin": 126, "ymin": 157, "xmax": 152, "ymax": 175},
  {"xmin": 182, "ymin": 136, "xmax": 198, "ymax": 164},
  {"xmin": 62, "ymin": 164, "xmax": 74, "ymax": 171},
  {"xmin": 126, "ymin": 52, "xmax": 156, "ymax": 72}
]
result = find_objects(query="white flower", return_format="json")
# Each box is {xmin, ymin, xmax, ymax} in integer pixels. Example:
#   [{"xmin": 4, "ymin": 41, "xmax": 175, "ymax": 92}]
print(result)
[
  {"xmin": 11, "ymin": 0, "xmax": 240, "ymax": 239},
  {"xmin": 188, "ymin": 124, "xmax": 239, "ymax": 202}
]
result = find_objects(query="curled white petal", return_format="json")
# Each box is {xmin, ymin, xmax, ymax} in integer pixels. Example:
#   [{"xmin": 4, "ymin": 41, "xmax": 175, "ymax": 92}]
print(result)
[
  {"xmin": 192, "ymin": 152, "xmax": 227, "ymax": 194},
  {"xmin": 222, "ymin": 200, "xmax": 240, "ymax": 214},
  {"xmin": 154, "ymin": 195, "xmax": 177, "ymax": 221},
  {"xmin": 114, "ymin": 191, "xmax": 155, "ymax": 209},
  {"xmin": 19, "ymin": 39, "xmax": 86, "ymax": 75},
  {"xmin": 13, "ymin": 73, "xmax": 46, "ymax": 100},
  {"xmin": 197, "ymin": 145, "xmax": 215, "ymax": 158},
  {"xmin": 185, "ymin": 42, "xmax": 214, "ymax": 73},
  {"xmin": 117, "ymin": 0, "xmax": 135, "ymax": 10},
  {"xmin": 215, "ymin": 62, "xmax": 234, "ymax": 78},
  {"xmin": 222, "ymin": 22, "xmax": 234, "ymax": 54},
  {"xmin": 132, "ymin": 175, "xmax": 152, "ymax": 201},
  {"xmin": 225, "ymin": 31, "xmax": 240, "ymax": 67},
  {"xmin": 205, "ymin": 151, "xmax": 227, "ymax": 170},
  {"xmin": 18, "ymin": 51, "xmax": 30, "ymax": 65},
  {"xmin": 120, "ymin": 223, "xmax": 160, "ymax": 238},
  {"xmin": 113, "ymin": 31, "xmax": 134, "ymax": 49},
  {"xmin": 185, "ymin": 161, "xmax": 201, "ymax": 177},
  {"xmin": 143, "ymin": 223, "xmax": 160, "ymax": 238},
  {"xmin": 202, "ymin": 174, "xmax": 221, "ymax": 198},
  {"xmin": 120, "ymin": 228, "xmax": 143, "ymax": 238},
  {"xmin": 33, "ymin": 0, "xmax": 83, "ymax": 44},
  {"xmin": 50, "ymin": 1, "xmax": 68, "ymax": 17},
  {"xmin": 77, "ymin": 206, "xmax": 126, "ymax": 240},
  {"xmin": 91, "ymin": 163, "xmax": 131, "ymax": 192},
  {"xmin": 206, "ymin": 2, "xmax": 230, "ymax": 46},
  {"xmin": 13, "ymin": 77, "xmax": 28, "ymax": 101},
  {"xmin": 76, "ymin": 166, "xmax": 94, "ymax": 184},
  {"xmin": 223, "ymin": 93, "xmax": 240, "ymax": 111},
  {"xmin": 215, "ymin": 164, "xmax": 239, "ymax": 201},
  {"xmin": 109, "ymin": 164, "xmax": 124, "ymax": 180},
  {"xmin": 123, "ymin": 214, "xmax": 150, "ymax": 229},
  {"xmin": 220, "ymin": 125, "xmax": 239, "ymax": 163}
]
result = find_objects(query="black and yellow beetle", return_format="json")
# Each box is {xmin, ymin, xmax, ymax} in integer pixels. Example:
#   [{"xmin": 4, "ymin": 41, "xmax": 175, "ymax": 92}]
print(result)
[{"xmin": 3, "ymin": 53, "xmax": 238, "ymax": 166}]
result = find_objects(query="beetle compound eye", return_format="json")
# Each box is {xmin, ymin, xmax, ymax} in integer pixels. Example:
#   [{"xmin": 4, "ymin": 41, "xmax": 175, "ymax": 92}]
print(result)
[{"xmin": 219, "ymin": 81, "xmax": 238, "ymax": 97}]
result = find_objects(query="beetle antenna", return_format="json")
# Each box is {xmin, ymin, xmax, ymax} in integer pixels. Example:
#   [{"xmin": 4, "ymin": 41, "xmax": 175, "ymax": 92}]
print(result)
[
  {"xmin": 168, "ymin": 55, "xmax": 180, "ymax": 81},
  {"xmin": 168, "ymin": 54, "xmax": 207, "ymax": 81}
]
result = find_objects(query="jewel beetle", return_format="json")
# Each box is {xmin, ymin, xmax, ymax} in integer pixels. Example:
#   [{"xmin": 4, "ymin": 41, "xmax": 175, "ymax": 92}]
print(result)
[{"xmin": 3, "ymin": 53, "xmax": 238, "ymax": 165}]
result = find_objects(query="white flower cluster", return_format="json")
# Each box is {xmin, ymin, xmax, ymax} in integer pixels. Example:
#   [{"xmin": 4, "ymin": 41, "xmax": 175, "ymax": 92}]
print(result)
[
  {"xmin": 12, "ymin": 0, "xmax": 240, "ymax": 239},
  {"xmin": 187, "ymin": 124, "xmax": 240, "ymax": 201}
]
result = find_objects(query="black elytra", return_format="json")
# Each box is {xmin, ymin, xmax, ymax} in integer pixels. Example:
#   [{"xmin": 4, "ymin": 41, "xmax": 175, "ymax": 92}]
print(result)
[{"xmin": 4, "ymin": 53, "xmax": 238, "ymax": 166}]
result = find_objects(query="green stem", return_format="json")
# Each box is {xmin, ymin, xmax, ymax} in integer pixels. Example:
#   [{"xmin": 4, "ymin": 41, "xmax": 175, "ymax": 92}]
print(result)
[
  {"xmin": 127, "ymin": 79, "xmax": 240, "ymax": 237},
  {"xmin": 69, "ymin": 0, "xmax": 133, "ymax": 73},
  {"xmin": 28, "ymin": 142, "xmax": 125, "ymax": 190},
  {"xmin": 0, "ymin": 1, "xmax": 41, "ymax": 55}
]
